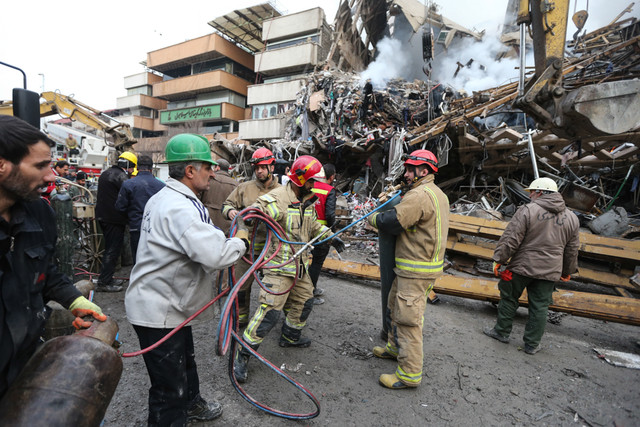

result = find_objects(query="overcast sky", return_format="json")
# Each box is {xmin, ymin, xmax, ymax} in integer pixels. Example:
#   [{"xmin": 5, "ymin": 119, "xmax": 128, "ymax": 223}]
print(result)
[{"xmin": 1, "ymin": 0, "xmax": 634, "ymax": 111}]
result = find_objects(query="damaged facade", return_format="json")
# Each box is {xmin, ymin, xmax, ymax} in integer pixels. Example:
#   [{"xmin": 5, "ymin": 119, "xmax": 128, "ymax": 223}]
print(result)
[{"xmin": 124, "ymin": 1, "xmax": 639, "ymax": 315}]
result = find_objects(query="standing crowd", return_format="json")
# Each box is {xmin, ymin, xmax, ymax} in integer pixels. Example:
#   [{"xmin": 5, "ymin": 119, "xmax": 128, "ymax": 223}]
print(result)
[{"xmin": 0, "ymin": 115, "xmax": 579, "ymax": 426}]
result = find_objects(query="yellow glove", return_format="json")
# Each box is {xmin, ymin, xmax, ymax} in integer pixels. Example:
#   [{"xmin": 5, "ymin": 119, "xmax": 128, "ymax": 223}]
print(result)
[
  {"xmin": 69, "ymin": 296, "xmax": 107, "ymax": 330},
  {"xmin": 492, "ymin": 262, "xmax": 501, "ymax": 277}
]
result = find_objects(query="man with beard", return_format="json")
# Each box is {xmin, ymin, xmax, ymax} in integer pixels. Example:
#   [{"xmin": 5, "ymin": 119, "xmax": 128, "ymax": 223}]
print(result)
[
  {"xmin": 0, "ymin": 116, "xmax": 107, "ymax": 398},
  {"xmin": 233, "ymin": 155, "xmax": 345, "ymax": 383},
  {"xmin": 368, "ymin": 149, "xmax": 449, "ymax": 389},
  {"xmin": 222, "ymin": 148, "xmax": 280, "ymax": 327}
]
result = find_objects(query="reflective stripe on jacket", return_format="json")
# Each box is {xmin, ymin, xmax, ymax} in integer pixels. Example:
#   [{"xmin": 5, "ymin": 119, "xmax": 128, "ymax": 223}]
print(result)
[{"xmin": 393, "ymin": 175, "xmax": 449, "ymax": 279}]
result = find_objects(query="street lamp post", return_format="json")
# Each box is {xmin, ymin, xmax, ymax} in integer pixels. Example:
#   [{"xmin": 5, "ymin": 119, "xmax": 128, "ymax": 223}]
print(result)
[{"xmin": 38, "ymin": 73, "xmax": 45, "ymax": 93}]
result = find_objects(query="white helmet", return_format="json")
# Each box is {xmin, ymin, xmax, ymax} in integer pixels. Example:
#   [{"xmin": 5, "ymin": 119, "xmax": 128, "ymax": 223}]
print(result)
[{"xmin": 524, "ymin": 177, "xmax": 558, "ymax": 192}]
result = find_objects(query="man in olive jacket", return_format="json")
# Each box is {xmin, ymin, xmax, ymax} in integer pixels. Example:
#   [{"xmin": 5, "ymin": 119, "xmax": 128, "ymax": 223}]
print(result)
[{"xmin": 484, "ymin": 177, "xmax": 580, "ymax": 354}]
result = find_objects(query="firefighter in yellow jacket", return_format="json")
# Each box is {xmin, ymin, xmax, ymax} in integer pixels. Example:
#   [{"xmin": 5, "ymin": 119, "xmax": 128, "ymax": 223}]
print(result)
[
  {"xmin": 368, "ymin": 149, "xmax": 449, "ymax": 389},
  {"xmin": 222, "ymin": 148, "xmax": 280, "ymax": 327},
  {"xmin": 233, "ymin": 155, "xmax": 345, "ymax": 383}
]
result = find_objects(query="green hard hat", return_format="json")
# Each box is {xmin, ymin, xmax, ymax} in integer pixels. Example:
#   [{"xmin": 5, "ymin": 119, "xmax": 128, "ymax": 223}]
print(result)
[{"xmin": 165, "ymin": 134, "xmax": 217, "ymax": 165}]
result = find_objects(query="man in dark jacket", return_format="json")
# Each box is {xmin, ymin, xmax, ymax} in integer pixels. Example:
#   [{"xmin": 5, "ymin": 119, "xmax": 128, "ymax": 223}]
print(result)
[
  {"xmin": 115, "ymin": 155, "xmax": 165, "ymax": 263},
  {"xmin": 484, "ymin": 177, "xmax": 580, "ymax": 354},
  {"xmin": 95, "ymin": 152, "xmax": 136, "ymax": 291},
  {"xmin": 0, "ymin": 115, "xmax": 106, "ymax": 398}
]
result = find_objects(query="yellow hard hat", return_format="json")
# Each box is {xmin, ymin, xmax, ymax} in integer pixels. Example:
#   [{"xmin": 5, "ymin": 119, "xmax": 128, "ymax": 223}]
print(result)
[{"xmin": 119, "ymin": 151, "xmax": 138, "ymax": 166}]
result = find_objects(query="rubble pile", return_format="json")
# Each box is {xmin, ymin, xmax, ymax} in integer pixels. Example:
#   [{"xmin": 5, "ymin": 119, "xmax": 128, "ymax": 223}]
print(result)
[{"xmin": 211, "ymin": 14, "xmax": 639, "ymax": 220}]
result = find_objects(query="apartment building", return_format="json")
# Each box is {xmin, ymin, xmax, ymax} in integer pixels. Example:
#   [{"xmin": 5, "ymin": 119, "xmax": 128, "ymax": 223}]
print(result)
[{"xmin": 239, "ymin": 7, "xmax": 331, "ymax": 140}]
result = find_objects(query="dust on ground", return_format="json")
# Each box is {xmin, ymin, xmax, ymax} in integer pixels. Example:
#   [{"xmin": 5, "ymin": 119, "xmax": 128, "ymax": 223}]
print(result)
[{"xmin": 100, "ymin": 253, "xmax": 640, "ymax": 426}]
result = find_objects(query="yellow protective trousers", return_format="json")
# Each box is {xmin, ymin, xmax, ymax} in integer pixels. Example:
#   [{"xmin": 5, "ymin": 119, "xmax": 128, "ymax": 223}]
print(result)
[
  {"xmin": 243, "ymin": 272, "xmax": 314, "ymax": 346},
  {"xmin": 386, "ymin": 276, "xmax": 434, "ymax": 386}
]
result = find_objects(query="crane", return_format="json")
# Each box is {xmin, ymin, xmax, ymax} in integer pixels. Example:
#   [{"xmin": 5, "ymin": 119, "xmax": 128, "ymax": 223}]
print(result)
[
  {"xmin": 0, "ymin": 90, "xmax": 136, "ymax": 151},
  {"xmin": 513, "ymin": 0, "xmax": 640, "ymax": 140}
]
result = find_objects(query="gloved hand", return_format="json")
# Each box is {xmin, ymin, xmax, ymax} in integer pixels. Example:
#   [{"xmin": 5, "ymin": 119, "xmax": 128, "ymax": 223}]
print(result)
[
  {"xmin": 492, "ymin": 261, "xmax": 501, "ymax": 277},
  {"xmin": 499, "ymin": 269, "xmax": 513, "ymax": 281},
  {"xmin": 560, "ymin": 274, "xmax": 571, "ymax": 282},
  {"xmin": 367, "ymin": 212, "xmax": 379, "ymax": 228},
  {"xmin": 331, "ymin": 236, "xmax": 346, "ymax": 253},
  {"xmin": 234, "ymin": 216, "xmax": 250, "ymax": 251},
  {"xmin": 235, "ymin": 216, "xmax": 249, "ymax": 241},
  {"xmin": 69, "ymin": 296, "xmax": 107, "ymax": 330}
]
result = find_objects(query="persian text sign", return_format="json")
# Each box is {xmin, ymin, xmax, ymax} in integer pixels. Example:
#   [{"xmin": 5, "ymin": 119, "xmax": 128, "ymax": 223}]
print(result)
[{"xmin": 160, "ymin": 104, "xmax": 221, "ymax": 124}]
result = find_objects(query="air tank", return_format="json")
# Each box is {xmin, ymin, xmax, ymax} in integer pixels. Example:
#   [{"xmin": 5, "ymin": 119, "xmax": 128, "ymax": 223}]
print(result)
[{"xmin": 0, "ymin": 317, "xmax": 122, "ymax": 426}]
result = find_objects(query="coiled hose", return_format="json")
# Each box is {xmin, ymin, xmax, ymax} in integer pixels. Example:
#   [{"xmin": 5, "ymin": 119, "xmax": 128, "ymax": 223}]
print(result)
[{"xmin": 121, "ymin": 191, "xmax": 402, "ymax": 420}]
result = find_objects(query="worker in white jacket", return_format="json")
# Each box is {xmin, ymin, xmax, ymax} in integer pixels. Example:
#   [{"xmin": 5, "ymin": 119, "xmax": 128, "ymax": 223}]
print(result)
[{"xmin": 125, "ymin": 133, "xmax": 249, "ymax": 426}]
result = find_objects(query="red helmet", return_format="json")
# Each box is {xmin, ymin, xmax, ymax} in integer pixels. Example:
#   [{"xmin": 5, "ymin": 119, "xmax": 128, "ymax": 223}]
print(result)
[
  {"xmin": 404, "ymin": 149, "xmax": 438, "ymax": 172},
  {"xmin": 250, "ymin": 147, "xmax": 275, "ymax": 165},
  {"xmin": 288, "ymin": 155, "xmax": 323, "ymax": 187}
]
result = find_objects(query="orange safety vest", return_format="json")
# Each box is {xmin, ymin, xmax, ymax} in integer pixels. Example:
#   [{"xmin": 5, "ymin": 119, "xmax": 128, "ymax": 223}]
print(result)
[{"xmin": 311, "ymin": 181, "xmax": 334, "ymax": 225}]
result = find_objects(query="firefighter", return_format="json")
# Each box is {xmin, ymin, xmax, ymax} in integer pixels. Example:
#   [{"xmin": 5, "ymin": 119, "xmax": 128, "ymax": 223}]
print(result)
[
  {"xmin": 368, "ymin": 149, "xmax": 449, "ymax": 389},
  {"xmin": 222, "ymin": 147, "xmax": 280, "ymax": 327},
  {"xmin": 233, "ymin": 155, "xmax": 345, "ymax": 383}
]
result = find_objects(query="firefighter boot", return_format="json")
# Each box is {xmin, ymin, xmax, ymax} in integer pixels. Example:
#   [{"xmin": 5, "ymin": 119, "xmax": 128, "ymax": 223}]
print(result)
[
  {"xmin": 279, "ymin": 323, "xmax": 311, "ymax": 348},
  {"xmin": 233, "ymin": 342, "xmax": 258, "ymax": 383},
  {"xmin": 379, "ymin": 373, "xmax": 416, "ymax": 390},
  {"xmin": 373, "ymin": 344, "xmax": 398, "ymax": 360}
]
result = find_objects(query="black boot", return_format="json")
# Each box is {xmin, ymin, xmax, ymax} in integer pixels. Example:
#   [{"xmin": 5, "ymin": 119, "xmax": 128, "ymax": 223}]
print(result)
[
  {"xmin": 279, "ymin": 323, "xmax": 311, "ymax": 348},
  {"xmin": 233, "ymin": 342, "xmax": 257, "ymax": 383}
]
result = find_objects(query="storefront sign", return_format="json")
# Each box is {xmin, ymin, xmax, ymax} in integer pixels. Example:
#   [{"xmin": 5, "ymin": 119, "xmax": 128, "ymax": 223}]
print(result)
[{"xmin": 160, "ymin": 104, "xmax": 221, "ymax": 124}]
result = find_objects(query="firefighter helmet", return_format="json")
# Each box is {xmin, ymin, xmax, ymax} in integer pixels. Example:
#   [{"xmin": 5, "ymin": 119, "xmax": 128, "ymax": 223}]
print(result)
[
  {"xmin": 524, "ymin": 177, "xmax": 558, "ymax": 192},
  {"xmin": 288, "ymin": 155, "xmax": 323, "ymax": 187},
  {"xmin": 165, "ymin": 134, "xmax": 217, "ymax": 165},
  {"xmin": 250, "ymin": 147, "xmax": 275, "ymax": 165},
  {"xmin": 403, "ymin": 149, "xmax": 438, "ymax": 172}
]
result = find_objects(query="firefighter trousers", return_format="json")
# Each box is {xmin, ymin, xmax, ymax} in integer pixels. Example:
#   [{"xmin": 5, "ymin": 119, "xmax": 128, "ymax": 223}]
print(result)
[
  {"xmin": 386, "ymin": 276, "xmax": 434, "ymax": 387},
  {"xmin": 243, "ymin": 271, "xmax": 314, "ymax": 346}
]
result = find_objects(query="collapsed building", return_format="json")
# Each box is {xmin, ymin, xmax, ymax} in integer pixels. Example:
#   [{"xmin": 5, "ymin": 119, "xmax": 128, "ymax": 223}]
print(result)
[{"xmin": 211, "ymin": 0, "xmax": 639, "ymax": 217}]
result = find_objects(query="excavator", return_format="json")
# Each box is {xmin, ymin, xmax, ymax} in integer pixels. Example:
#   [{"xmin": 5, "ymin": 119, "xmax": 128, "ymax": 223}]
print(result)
[
  {"xmin": 513, "ymin": 0, "xmax": 640, "ymax": 139},
  {"xmin": 0, "ymin": 88, "xmax": 136, "ymax": 151}
]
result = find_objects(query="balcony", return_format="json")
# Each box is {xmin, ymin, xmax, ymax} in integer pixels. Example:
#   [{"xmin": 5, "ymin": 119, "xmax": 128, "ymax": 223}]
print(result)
[
  {"xmin": 255, "ymin": 43, "xmax": 320, "ymax": 76},
  {"xmin": 239, "ymin": 117, "xmax": 287, "ymax": 140},
  {"xmin": 262, "ymin": 8, "xmax": 326, "ymax": 42},
  {"xmin": 147, "ymin": 33, "xmax": 254, "ymax": 74},
  {"xmin": 153, "ymin": 70, "xmax": 250, "ymax": 101},
  {"xmin": 247, "ymin": 79, "xmax": 304, "ymax": 105},
  {"xmin": 116, "ymin": 94, "xmax": 167, "ymax": 110},
  {"xmin": 124, "ymin": 72, "xmax": 164, "ymax": 90}
]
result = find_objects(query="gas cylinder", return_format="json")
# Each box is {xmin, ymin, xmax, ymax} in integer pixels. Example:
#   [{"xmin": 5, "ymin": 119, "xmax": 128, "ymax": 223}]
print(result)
[
  {"xmin": 0, "ymin": 318, "xmax": 122, "ymax": 426},
  {"xmin": 377, "ymin": 190, "xmax": 401, "ymax": 336}
]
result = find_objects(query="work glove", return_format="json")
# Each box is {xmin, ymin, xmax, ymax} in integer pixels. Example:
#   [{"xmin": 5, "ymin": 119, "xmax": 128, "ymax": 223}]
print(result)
[
  {"xmin": 234, "ymin": 216, "xmax": 250, "ymax": 250},
  {"xmin": 69, "ymin": 296, "xmax": 107, "ymax": 330},
  {"xmin": 331, "ymin": 236, "xmax": 346, "ymax": 253},
  {"xmin": 499, "ymin": 269, "xmax": 513, "ymax": 282},
  {"xmin": 367, "ymin": 212, "xmax": 379, "ymax": 228},
  {"xmin": 560, "ymin": 274, "xmax": 571, "ymax": 282},
  {"xmin": 492, "ymin": 262, "xmax": 501, "ymax": 277}
]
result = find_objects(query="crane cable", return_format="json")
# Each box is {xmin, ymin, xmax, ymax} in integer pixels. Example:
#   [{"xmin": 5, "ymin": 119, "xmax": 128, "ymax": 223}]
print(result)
[{"xmin": 120, "ymin": 191, "xmax": 402, "ymax": 419}]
